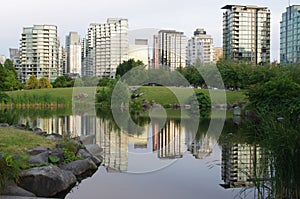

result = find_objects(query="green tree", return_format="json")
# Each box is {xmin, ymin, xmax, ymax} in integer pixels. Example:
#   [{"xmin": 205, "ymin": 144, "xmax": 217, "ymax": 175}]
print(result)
[
  {"xmin": 38, "ymin": 77, "xmax": 52, "ymax": 89},
  {"xmin": 116, "ymin": 59, "xmax": 145, "ymax": 77},
  {"xmin": 247, "ymin": 76, "xmax": 300, "ymax": 119},
  {"xmin": 25, "ymin": 75, "xmax": 39, "ymax": 89},
  {"xmin": 0, "ymin": 59, "xmax": 21, "ymax": 91},
  {"xmin": 52, "ymin": 76, "xmax": 75, "ymax": 88}
]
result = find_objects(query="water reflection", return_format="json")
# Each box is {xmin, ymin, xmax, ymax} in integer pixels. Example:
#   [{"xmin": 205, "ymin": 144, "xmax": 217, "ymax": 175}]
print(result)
[{"xmin": 1, "ymin": 108, "xmax": 298, "ymax": 198}]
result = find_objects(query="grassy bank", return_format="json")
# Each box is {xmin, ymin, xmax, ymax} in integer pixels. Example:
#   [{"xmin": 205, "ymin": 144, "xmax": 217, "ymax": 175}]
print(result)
[
  {"xmin": 0, "ymin": 127, "xmax": 55, "ymax": 154},
  {"xmin": 4, "ymin": 86, "xmax": 246, "ymax": 107}
]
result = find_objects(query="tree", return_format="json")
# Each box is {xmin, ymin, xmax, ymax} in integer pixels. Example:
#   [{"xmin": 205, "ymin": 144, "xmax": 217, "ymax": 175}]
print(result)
[
  {"xmin": 0, "ymin": 59, "xmax": 21, "ymax": 91},
  {"xmin": 39, "ymin": 77, "xmax": 52, "ymax": 89},
  {"xmin": 25, "ymin": 75, "xmax": 39, "ymax": 89},
  {"xmin": 116, "ymin": 59, "xmax": 145, "ymax": 77},
  {"xmin": 52, "ymin": 76, "xmax": 74, "ymax": 88}
]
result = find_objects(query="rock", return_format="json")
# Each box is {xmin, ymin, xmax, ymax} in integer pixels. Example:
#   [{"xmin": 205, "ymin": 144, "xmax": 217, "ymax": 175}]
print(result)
[
  {"xmin": 90, "ymin": 155, "xmax": 102, "ymax": 167},
  {"xmin": 78, "ymin": 149, "xmax": 102, "ymax": 166},
  {"xmin": 27, "ymin": 151, "xmax": 49, "ymax": 165},
  {"xmin": 2, "ymin": 182, "xmax": 36, "ymax": 197},
  {"xmin": 27, "ymin": 147, "xmax": 49, "ymax": 155},
  {"xmin": 78, "ymin": 149, "xmax": 92, "ymax": 159},
  {"xmin": 45, "ymin": 133, "xmax": 63, "ymax": 140},
  {"xmin": 18, "ymin": 165, "xmax": 76, "ymax": 197},
  {"xmin": 79, "ymin": 135, "xmax": 95, "ymax": 145},
  {"xmin": 49, "ymin": 149, "xmax": 64, "ymax": 164},
  {"xmin": 85, "ymin": 144, "xmax": 103, "ymax": 159},
  {"xmin": 0, "ymin": 123, "xmax": 9, "ymax": 127},
  {"xmin": 33, "ymin": 127, "xmax": 43, "ymax": 133},
  {"xmin": 11, "ymin": 124, "xmax": 26, "ymax": 130},
  {"xmin": 60, "ymin": 158, "xmax": 97, "ymax": 177}
]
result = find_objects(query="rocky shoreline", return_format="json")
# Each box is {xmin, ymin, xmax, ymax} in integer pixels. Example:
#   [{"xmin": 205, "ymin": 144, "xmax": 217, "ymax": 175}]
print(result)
[{"xmin": 0, "ymin": 123, "xmax": 103, "ymax": 198}]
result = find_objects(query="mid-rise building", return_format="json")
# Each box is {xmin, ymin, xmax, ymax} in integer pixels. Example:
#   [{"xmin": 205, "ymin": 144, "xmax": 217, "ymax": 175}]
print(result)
[
  {"xmin": 129, "ymin": 39, "xmax": 149, "ymax": 68},
  {"xmin": 66, "ymin": 32, "xmax": 81, "ymax": 76},
  {"xmin": 187, "ymin": 28, "xmax": 214, "ymax": 65},
  {"xmin": 0, "ymin": 55, "xmax": 6, "ymax": 64},
  {"xmin": 222, "ymin": 5, "xmax": 271, "ymax": 65},
  {"xmin": 152, "ymin": 34, "xmax": 159, "ymax": 69},
  {"xmin": 82, "ymin": 18, "xmax": 128, "ymax": 78},
  {"xmin": 213, "ymin": 47, "xmax": 223, "ymax": 63},
  {"xmin": 158, "ymin": 30, "xmax": 187, "ymax": 70},
  {"xmin": 220, "ymin": 143, "xmax": 264, "ymax": 189},
  {"xmin": 280, "ymin": 5, "xmax": 300, "ymax": 64},
  {"xmin": 19, "ymin": 25, "xmax": 63, "ymax": 82}
]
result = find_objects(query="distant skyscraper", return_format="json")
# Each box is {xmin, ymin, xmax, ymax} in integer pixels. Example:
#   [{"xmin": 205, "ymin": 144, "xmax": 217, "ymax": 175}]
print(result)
[
  {"xmin": 82, "ymin": 18, "xmax": 128, "ymax": 78},
  {"xmin": 280, "ymin": 5, "xmax": 300, "ymax": 64},
  {"xmin": 9, "ymin": 48, "xmax": 19, "ymax": 60},
  {"xmin": 66, "ymin": 32, "xmax": 81, "ymax": 76},
  {"xmin": 158, "ymin": 30, "xmax": 187, "ymax": 70},
  {"xmin": 19, "ymin": 25, "xmax": 63, "ymax": 82},
  {"xmin": 222, "ymin": 5, "xmax": 271, "ymax": 65},
  {"xmin": 187, "ymin": 28, "xmax": 214, "ymax": 65}
]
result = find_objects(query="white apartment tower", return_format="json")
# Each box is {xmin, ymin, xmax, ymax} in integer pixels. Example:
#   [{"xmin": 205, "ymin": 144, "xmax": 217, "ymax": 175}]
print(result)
[
  {"xmin": 19, "ymin": 25, "xmax": 63, "ymax": 82},
  {"xmin": 222, "ymin": 5, "xmax": 270, "ymax": 65},
  {"xmin": 66, "ymin": 32, "xmax": 81, "ymax": 76},
  {"xmin": 158, "ymin": 30, "xmax": 187, "ymax": 70},
  {"xmin": 82, "ymin": 18, "xmax": 128, "ymax": 78},
  {"xmin": 187, "ymin": 28, "xmax": 214, "ymax": 65}
]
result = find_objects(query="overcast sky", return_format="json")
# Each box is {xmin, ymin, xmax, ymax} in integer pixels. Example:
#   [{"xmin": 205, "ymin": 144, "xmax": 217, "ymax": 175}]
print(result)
[{"xmin": 0, "ymin": 0, "xmax": 297, "ymax": 61}]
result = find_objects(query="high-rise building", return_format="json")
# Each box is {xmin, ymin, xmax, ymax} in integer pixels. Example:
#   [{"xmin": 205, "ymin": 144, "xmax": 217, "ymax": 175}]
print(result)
[
  {"xmin": 222, "ymin": 5, "xmax": 271, "ymax": 65},
  {"xmin": 82, "ymin": 18, "xmax": 128, "ymax": 78},
  {"xmin": 19, "ymin": 25, "xmax": 63, "ymax": 82},
  {"xmin": 187, "ymin": 28, "xmax": 214, "ymax": 65},
  {"xmin": 280, "ymin": 5, "xmax": 300, "ymax": 64},
  {"xmin": 158, "ymin": 30, "xmax": 187, "ymax": 70},
  {"xmin": 66, "ymin": 32, "xmax": 81, "ymax": 76}
]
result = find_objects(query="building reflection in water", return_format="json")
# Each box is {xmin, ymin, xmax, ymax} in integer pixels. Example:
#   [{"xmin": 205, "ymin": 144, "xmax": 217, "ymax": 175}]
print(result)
[
  {"xmin": 20, "ymin": 115, "xmax": 217, "ymax": 173},
  {"xmin": 220, "ymin": 143, "xmax": 263, "ymax": 189}
]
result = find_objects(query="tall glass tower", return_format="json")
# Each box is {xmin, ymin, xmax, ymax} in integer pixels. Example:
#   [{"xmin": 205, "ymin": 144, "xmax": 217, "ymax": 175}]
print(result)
[{"xmin": 280, "ymin": 5, "xmax": 300, "ymax": 64}]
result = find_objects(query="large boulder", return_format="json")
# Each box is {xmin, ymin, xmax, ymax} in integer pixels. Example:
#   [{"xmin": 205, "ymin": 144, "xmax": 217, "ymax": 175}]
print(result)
[
  {"xmin": 27, "ymin": 147, "xmax": 49, "ymax": 155},
  {"xmin": 18, "ymin": 165, "xmax": 76, "ymax": 197},
  {"xmin": 78, "ymin": 149, "xmax": 102, "ymax": 166},
  {"xmin": 27, "ymin": 151, "xmax": 49, "ymax": 165},
  {"xmin": 60, "ymin": 158, "xmax": 97, "ymax": 177},
  {"xmin": 79, "ymin": 135, "xmax": 95, "ymax": 145},
  {"xmin": 85, "ymin": 144, "xmax": 103, "ymax": 159},
  {"xmin": 1, "ymin": 182, "xmax": 36, "ymax": 197}
]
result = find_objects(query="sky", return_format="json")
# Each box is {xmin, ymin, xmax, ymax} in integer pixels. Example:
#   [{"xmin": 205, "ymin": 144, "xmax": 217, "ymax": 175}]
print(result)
[{"xmin": 0, "ymin": 0, "xmax": 297, "ymax": 61}]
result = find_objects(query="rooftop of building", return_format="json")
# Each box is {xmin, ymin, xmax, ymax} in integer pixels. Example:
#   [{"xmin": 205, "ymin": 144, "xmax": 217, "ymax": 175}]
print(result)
[{"xmin": 221, "ymin": 5, "xmax": 269, "ymax": 10}]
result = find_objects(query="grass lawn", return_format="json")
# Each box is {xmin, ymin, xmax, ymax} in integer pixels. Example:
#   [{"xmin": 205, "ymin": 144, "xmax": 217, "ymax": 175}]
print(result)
[
  {"xmin": 6, "ymin": 86, "xmax": 246, "ymax": 107},
  {"xmin": 0, "ymin": 127, "xmax": 55, "ymax": 154},
  {"xmin": 134, "ymin": 86, "xmax": 246, "ymax": 105}
]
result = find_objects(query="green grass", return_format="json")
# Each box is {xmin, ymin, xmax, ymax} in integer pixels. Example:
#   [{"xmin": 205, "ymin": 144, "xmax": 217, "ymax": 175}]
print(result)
[
  {"xmin": 7, "ymin": 88, "xmax": 73, "ymax": 105},
  {"xmin": 5, "ymin": 86, "xmax": 246, "ymax": 107},
  {"xmin": 0, "ymin": 127, "xmax": 55, "ymax": 154},
  {"xmin": 134, "ymin": 86, "xmax": 246, "ymax": 105}
]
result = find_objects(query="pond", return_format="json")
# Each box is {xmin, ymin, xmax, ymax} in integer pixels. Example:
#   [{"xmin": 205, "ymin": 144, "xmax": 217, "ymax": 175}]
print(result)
[{"xmin": 0, "ymin": 108, "xmax": 298, "ymax": 199}]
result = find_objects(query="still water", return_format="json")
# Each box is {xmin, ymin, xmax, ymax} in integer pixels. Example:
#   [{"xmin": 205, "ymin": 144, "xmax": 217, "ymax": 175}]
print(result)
[{"xmin": 0, "ymin": 108, "xmax": 264, "ymax": 199}]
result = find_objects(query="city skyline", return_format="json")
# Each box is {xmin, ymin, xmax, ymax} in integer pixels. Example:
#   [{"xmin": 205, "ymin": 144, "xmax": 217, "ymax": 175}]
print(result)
[{"xmin": 0, "ymin": 0, "xmax": 297, "ymax": 62}]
